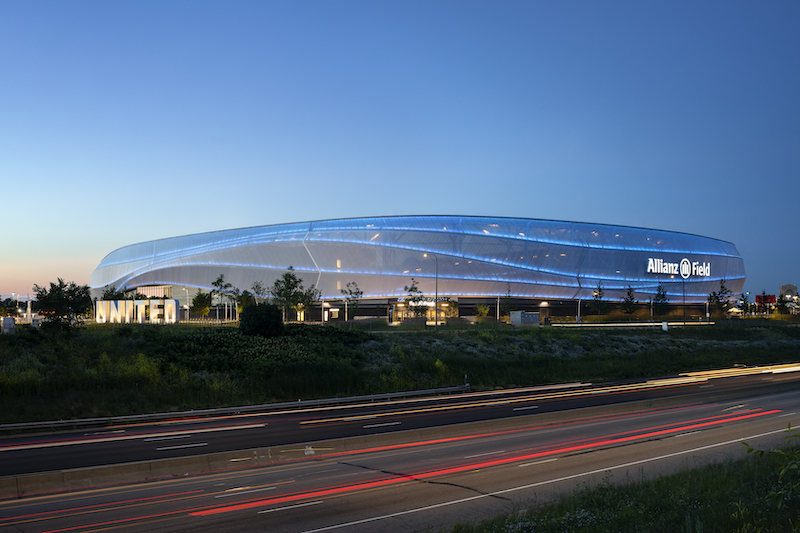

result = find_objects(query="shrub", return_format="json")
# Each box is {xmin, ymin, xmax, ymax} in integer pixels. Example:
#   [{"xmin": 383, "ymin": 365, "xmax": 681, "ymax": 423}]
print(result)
[{"xmin": 239, "ymin": 304, "xmax": 283, "ymax": 338}]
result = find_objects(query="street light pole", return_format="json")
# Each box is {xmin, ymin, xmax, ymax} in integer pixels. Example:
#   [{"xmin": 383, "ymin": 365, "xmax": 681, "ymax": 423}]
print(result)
[{"xmin": 683, "ymin": 278, "xmax": 686, "ymax": 326}]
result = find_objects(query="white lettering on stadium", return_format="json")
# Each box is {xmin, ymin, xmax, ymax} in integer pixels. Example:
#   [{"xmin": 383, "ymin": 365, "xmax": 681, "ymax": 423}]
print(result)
[
  {"xmin": 96, "ymin": 299, "xmax": 179, "ymax": 324},
  {"xmin": 646, "ymin": 258, "xmax": 710, "ymax": 279}
]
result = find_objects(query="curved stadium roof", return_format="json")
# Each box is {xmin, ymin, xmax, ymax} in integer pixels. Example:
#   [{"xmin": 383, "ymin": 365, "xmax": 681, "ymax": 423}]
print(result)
[{"xmin": 90, "ymin": 215, "xmax": 745, "ymax": 303}]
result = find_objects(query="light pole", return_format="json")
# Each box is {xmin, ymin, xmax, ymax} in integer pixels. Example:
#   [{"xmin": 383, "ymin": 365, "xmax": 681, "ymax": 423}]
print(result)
[
  {"xmin": 424, "ymin": 253, "xmax": 438, "ymax": 328},
  {"xmin": 682, "ymin": 278, "xmax": 686, "ymax": 326}
]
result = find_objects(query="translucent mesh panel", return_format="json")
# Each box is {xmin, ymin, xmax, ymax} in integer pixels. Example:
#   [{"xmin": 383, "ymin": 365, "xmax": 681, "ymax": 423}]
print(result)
[{"xmin": 92, "ymin": 216, "xmax": 745, "ymax": 303}]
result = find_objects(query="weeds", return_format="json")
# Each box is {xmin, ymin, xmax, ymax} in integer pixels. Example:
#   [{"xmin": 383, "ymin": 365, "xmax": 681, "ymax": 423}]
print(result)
[
  {"xmin": 448, "ymin": 434, "xmax": 800, "ymax": 532},
  {"xmin": 1, "ymin": 323, "xmax": 799, "ymax": 423}
]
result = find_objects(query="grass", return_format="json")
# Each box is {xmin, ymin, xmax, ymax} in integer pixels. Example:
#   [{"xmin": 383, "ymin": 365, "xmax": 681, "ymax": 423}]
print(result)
[
  {"xmin": 2, "ymin": 321, "xmax": 799, "ymax": 530},
  {"xmin": 0, "ymin": 321, "xmax": 798, "ymax": 423},
  {"xmin": 446, "ymin": 429, "xmax": 800, "ymax": 532}
]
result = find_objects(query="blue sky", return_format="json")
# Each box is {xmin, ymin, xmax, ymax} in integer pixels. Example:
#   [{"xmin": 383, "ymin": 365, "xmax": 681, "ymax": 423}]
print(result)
[{"xmin": 1, "ymin": 1, "xmax": 798, "ymax": 298}]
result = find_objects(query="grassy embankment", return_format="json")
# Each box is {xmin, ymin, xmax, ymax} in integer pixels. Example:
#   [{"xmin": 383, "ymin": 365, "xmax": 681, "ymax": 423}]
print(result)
[
  {"xmin": 1, "ymin": 322, "xmax": 799, "ymax": 423},
  {"xmin": 2, "ymin": 322, "xmax": 800, "ymax": 530},
  {"xmin": 447, "ymin": 429, "xmax": 800, "ymax": 533}
]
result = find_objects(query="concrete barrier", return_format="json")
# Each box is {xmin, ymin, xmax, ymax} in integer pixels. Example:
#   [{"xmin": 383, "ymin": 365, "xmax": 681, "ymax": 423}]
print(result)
[
  {"xmin": 15, "ymin": 471, "xmax": 65, "ymax": 498},
  {"xmin": 2, "ymin": 379, "xmax": 796, "ymax": 500},
  {"xmin": 62, "ymin": 462, "xmax": 153, "ymax": 491},
  {"xmin": 207, "ymin": 450, "xmax": 261, "ymax": 471},
  {"xmin": 149, "ymin": 455, "xmax": 210, "ymax": 480},
  {"xmin": 0, "ymin": 478, "xmax": 18, "ymax": 500}
]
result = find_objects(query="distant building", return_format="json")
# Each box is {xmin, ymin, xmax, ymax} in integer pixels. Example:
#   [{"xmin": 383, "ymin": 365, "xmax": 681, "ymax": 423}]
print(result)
[
  {"xmin": 780, "ymin": 284, "xmax": 799, "ymax": 314},
  {"xmin": 781, "ymin": 284, "xmax": 798, "ymax": 299}
]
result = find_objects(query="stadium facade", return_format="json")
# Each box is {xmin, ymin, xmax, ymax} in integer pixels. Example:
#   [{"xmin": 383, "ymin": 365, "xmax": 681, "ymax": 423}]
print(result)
[{"xmin": 90, "ymin": 215, "xmax": 745, "ymax": 320}]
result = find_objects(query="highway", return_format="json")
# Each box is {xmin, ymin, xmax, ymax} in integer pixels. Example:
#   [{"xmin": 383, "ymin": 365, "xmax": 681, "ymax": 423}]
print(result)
[
  {"xmin": 1, "ymin": 362, "xmax": 800, "ymax": 477},
  {"xmin": 1, "ymin": 385, "xmax": 799, "ymax": 532}
]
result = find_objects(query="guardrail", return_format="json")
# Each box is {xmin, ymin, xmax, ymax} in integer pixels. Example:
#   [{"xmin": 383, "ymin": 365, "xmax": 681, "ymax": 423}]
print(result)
[{"xmin": 0, "ymin": 384, "xmax": 470, "ymax": 434}]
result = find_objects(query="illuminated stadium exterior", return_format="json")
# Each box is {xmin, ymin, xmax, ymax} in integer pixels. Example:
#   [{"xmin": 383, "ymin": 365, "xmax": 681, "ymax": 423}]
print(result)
[{"xmin": 90, "ymin": 216, "xmax": 745, "ymax": 320}]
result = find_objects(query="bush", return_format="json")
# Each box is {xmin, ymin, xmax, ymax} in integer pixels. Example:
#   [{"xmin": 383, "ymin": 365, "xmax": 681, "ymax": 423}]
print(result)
[{"xmin": 239, "ymin": 304, "xmax": 283, "ymax": 338}]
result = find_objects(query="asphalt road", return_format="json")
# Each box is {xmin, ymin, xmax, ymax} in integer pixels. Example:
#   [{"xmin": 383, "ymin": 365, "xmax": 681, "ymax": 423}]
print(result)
[
  {"xmin": 2, "ymin": 386, "xmax": 798, "ymax": 532},
  {"xmin": 2, "ymin": 363, "xmax": 799, "ymax": 477}
]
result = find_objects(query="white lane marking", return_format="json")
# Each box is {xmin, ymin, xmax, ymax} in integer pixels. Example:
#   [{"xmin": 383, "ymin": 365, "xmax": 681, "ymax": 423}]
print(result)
[
  {"xmin": 0, "ymin": 423, "xmax": 267, "ymax": 452},
  {"xmin": 144, "ymin": 434, "xmax": 192, "ymax": 442},
  {"xmin": 301, "ymin": 427, "xmax": 789, "ymax": 533},
  {"xmin": 512, "ymin": 405, "xmax": 539, "ymax": 411},
  {"xmin": 216, "ymin": 486, "xmax": 276, "ymax": 498},
  {"xmin": 699, "ymin": 385, "xmax": 714, "ymax": 388},
  {"xmin": 779, "ymin": 412, "xmax": 797, "ymax": 417},
  {"xmin": 156, "ymin": 442, "xmax": 209, "ymax": 451},
  {"xmin": 723, "ymin": 405, "xmax": 744, "ymax": 411},
  {"xmin": 762, "ymin": 377, "xmax": 774, "ymax": 381},
  {"xmin": 259, "ymin": 500, "xmax": 323, "ymax": 514},
  {"xmin": 673, "ymin": 431, "xmax": 701, "ymax": 438},
  {"xmin": 363, "ymin": 422, "xmax": 401, "ymax": 429},
  {"xmin": 464, "ymin": 450, "xmax": 505, "ymax": 459},
  {"xmin": 519, "ymin": 458, "xmax": 558, "ymax": 468}
]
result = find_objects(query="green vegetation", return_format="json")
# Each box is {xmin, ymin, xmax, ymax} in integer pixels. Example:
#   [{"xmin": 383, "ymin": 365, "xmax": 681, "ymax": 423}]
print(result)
[
  {"xmin": 32, "ymin": 278, "xmax": 93, "ymax": 331},
  {"xmin": 1, "ymin": 323, "xmax": 799, "ymax": 423},
  {"xmin": 239, "ymin": 303, "xmax": 283, "ymax": 338},
  {"xmin": 448, "ymin": 427, "xmax": 800, "ymax": 533}
]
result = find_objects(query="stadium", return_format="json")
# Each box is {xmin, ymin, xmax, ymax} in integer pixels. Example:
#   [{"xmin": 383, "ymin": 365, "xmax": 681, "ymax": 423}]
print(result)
[{"xmin": 90, "ymin": 215, "xmax": 746, "ymax": 322}]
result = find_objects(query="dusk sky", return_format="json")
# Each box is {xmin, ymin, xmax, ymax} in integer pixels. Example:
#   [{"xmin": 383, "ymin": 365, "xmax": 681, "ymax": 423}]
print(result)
[{"xmin": 1, "ymin": 1, "xmax": 798, "ymax": 299}]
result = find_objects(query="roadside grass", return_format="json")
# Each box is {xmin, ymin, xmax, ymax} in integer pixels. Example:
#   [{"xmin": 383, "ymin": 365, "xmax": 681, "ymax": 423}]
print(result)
[
  {"xmin": 0, "ymin": 322, "xmax": 799, "ymax": 423},
  {"xmin": 446, "ymin": 431, "xmax": 800, "ymax": 533}
]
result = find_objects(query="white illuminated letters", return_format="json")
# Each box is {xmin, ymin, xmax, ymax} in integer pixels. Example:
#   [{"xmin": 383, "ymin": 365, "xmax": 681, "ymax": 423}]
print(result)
[
  {"xmin": 96, "ymin": 300, "xmax": 179, "ymax": 324},
  {"xmin": 646, "ymin": 258, "xmax": 710, "ymax": 279}
]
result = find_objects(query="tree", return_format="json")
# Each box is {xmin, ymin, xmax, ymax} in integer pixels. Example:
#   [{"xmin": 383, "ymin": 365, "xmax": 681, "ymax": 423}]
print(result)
[
  {"xmin": 499, "ymin": 282, "xmax": 513, "ymax": 317},
  {"xmin": 295, "ymin": 285, "xmax": 320, "ymax": 320},
  {"xmin": 475, "ymin": 303, "xmax": 490, "ymax": 317},
  {"xmin": 587, "ymin": 280, "xmax": 606, "ymax": 319},
  {"xmin": 190, "ymin": 290, "xmax": 212, "ymax": 318},
  {"xmin": 403, "ymin": 278, "xmax": 427, "ymax": 318},
  {"xmin": 251, "ymin": 281, "xmax": 269, "ymax": 305},
  {"xmin": 653, "ymin": 282, "xmax": 669, "ymax": 317},
  {"xmin": 739, "ymin": 292, "xmax": 750, "ymax": 315},
  {"xmin": 211, "ymin": 274, "xmax": 233, "ymax": 305},
  {"xmin": 621, "ymin": 286, "xmax": 638, "ymax": 319},
  {"xmin": 758, "ymin": 290, "xmax": 770, "ymax": 314},
  {"xmin": 238, "ymin": 290, "xmax": 256, "ymax": 310},
  {"xmin": 708, "ymin": 279, "xmax": 733, "ymax": 318},
  {"xmin": 211, "ymin": 274, "xmax": 241, "ymax": 320},
  {"xmin": 101, "ymin": 285, "xmax": 128, "ymax": 300},
  {"xmin": 33, "ymin": 278, "xmax": 93, "ymax": 331},
  {"xmin": 270, "ymin": 266, "xmax": 319, "ymax": 321},
  {"xmin": 341, "ymin": 281, "xmax": 363, "ymax": 321},
  {"xmin": 239, "ymin": 303, "xmax": 283, "ymax": 338},
  {"xmin": 441, "ymin": 297, "xmax": 458, "ymax": 318}
]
